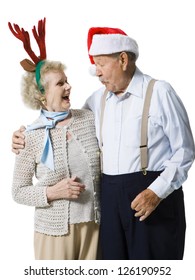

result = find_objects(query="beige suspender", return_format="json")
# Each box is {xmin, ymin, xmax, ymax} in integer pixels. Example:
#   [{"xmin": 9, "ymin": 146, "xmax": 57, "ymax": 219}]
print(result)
[
  {"xmin": 140, "ymin": 79, "xmax": 156, "ymax": 175},
  {"xmin": 99, "ymin": 89, "xmax": 108, "ymax": 172},
  {"xmin": 99, "ymin": 79, "xmax": 156, "ymax": 174}
]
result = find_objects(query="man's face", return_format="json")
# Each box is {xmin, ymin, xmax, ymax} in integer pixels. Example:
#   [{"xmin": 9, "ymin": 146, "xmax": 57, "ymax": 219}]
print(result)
[{"xmin": 93, "ymin": 54, "xmax": 125, "ymax": 94}]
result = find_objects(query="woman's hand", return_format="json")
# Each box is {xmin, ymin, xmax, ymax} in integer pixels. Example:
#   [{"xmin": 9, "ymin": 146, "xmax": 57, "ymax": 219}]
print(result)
[{"xmin": 46, "ymin": 176, "xmax": 85, "ymax": 201}]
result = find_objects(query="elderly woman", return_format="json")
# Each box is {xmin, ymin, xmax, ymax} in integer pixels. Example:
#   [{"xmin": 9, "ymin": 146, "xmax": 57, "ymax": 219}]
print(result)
[
  {"xmin": 12, "ymin": 58, "xmax": 101, "ymax": 260},
  {"xmin": 9, "ymin": 18, "xmax": 101, "ymax": 260}
]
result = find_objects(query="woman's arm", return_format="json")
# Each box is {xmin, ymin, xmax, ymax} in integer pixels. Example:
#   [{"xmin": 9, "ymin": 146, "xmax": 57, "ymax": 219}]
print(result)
[{"xmin": 12, "ymin": 133, "xmax": 85, "ymax": 207}]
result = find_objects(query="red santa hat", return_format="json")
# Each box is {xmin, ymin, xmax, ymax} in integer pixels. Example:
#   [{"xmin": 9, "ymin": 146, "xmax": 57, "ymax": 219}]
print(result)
[{"xmin": 87, "ymin": 27, "xmax": 139, "ymax": 73}]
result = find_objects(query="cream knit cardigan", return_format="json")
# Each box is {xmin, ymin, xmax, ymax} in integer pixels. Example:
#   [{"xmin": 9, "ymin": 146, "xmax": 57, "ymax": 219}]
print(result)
[{"xmin": 12, "ymin": 109, "xmax": 101, "ymax": 236}]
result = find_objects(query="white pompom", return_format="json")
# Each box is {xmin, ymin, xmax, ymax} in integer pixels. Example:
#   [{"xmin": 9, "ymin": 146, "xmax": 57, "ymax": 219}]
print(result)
[{"xmin": 88, "ymin": 64, "xmax": 97, "ymax": 76}]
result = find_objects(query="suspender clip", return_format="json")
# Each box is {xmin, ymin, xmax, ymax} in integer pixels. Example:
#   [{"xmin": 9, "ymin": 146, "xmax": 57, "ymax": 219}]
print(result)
[{"xmin": 141, "ymin": 168, "xmax": 147, "ymax": 176}]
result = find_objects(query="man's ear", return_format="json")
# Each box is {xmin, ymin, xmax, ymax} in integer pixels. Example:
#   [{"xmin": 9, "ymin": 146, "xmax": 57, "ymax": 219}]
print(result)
[{"xmin": 119, "ymin": 52, "xmax": 128, "ymax": 71}]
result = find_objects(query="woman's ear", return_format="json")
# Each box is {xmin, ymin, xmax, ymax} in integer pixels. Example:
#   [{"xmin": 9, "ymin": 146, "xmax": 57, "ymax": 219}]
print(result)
[
  {"xmin": 39, "ymin": 96, "xmax": 47, "ymax": 106},
  {"xmin": 34, "ymin": 93, "xmax": 47, "ymax": 110}
]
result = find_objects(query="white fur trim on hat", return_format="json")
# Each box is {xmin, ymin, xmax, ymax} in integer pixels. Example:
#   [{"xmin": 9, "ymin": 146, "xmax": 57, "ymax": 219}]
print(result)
[{"xmin": 89, "ymin": 34, "xmax": 139, "ymax": 59}]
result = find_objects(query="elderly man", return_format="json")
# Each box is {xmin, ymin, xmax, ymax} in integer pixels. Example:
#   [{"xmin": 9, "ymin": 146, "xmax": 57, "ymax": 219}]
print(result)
[{"xmin": 83, "ymin": 27, "xmax": 195, "ymax": 260}]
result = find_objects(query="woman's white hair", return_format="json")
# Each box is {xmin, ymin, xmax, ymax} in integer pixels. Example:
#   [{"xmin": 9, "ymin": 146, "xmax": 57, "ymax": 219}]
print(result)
[{"xmin": 21, "ymin": 60, "xmax": 66, "ymax": 110}]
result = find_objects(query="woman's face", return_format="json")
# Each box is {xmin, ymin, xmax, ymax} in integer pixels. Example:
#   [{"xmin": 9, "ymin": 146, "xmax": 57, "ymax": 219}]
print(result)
[{"xmin": 44, "ymin": 70, "xmax": 71, "ymax": 112}]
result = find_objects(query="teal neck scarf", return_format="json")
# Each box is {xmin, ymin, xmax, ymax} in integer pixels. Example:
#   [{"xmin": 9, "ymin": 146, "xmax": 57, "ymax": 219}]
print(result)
[{"xmin": 26, "ymin": 109, "xmax": 70, "ymax": 170}]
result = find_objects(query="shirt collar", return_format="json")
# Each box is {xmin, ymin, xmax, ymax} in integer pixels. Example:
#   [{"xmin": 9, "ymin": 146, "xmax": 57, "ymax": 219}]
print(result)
[{"xmin": 125, "ymin": 67, "xmax": 144, "ymax": 98}]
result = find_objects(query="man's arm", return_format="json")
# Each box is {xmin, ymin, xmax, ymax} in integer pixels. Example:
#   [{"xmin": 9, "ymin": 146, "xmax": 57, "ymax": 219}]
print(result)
[{"xmin": 12, "ymin": 126, "xmax": 26, "ymax": 154}]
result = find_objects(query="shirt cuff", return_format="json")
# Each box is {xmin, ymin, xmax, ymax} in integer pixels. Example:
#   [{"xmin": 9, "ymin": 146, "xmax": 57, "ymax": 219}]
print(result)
[{"xmin": 148, "ymin": 175, "xmax": 174, "ymax": 199}]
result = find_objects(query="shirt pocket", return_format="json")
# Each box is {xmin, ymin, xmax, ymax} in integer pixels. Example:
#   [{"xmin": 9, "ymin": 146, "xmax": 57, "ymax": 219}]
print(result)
[
  {"xmin": 123, "ymin": 114, "xmax": 142, "ymax": 148},
  {"xmin": 148, "ymin": 115, "xmax": 163, "ymax": 140},
  {"xmin": 123, "ymin": 115, "xmax": 162, "ymax": 148}
]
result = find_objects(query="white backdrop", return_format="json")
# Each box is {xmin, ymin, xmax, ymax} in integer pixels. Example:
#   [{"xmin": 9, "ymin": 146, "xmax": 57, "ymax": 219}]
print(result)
[{"xmin": 1, "ymin": 0, "xmax": 195, "ymax": 279}]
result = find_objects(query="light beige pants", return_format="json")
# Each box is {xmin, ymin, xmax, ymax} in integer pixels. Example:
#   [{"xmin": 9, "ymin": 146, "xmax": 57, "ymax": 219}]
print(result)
[{"xmin": 34, "ymin": 221, "xmax": 99, "ymax": 260}]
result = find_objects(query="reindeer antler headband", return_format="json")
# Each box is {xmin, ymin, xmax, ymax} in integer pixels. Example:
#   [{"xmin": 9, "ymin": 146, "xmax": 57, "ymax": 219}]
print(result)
[{"xmin": 8, "ymin": 18, "xmax": 47, "ymax": 93}]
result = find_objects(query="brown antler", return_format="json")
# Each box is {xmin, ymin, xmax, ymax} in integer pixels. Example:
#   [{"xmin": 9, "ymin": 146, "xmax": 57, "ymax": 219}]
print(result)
[
  {"xmin": 8, "ymin": 18, "xmax": 46, "ymax": 71},
  {"xmin": 32, "ymin": 18, "xmax": 46, "ymax": 61}
]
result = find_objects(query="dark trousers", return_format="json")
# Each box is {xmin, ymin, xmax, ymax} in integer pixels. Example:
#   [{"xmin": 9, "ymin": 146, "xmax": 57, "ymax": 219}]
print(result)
[{"xmin": 100, "ymin": 172, "xmax": 186, "ymax": 260}]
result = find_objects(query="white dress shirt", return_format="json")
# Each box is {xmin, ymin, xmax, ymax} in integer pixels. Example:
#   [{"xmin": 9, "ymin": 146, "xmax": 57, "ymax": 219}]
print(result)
[{"xmin": 83, "ymin": 68, "xmax": 195, "ymax": 198}]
